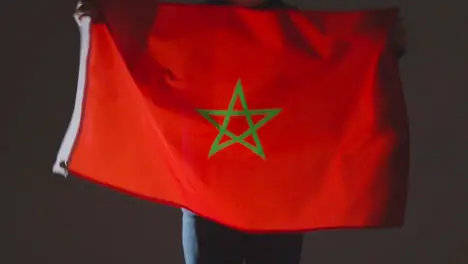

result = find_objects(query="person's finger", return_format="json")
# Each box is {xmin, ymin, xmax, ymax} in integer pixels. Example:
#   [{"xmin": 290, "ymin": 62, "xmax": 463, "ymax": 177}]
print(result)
[{"xmin": 74, "ymin": 0, "xmax": 96, "ymax": 22}]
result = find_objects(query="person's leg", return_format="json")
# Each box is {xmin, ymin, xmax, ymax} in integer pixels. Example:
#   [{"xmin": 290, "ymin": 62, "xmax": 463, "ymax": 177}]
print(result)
[
  {"xmin": 243, "ymin": 232, "xmax": 304, "ymax": 264},
  {"xmin": 181, "ymin": 209, "xmax": 244, "ymax": 264}
]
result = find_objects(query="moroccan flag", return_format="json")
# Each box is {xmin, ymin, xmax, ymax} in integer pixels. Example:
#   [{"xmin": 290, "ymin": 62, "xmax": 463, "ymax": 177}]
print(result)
[{"xmin": 53, "ymin": 1, "xmax": 409, "ymax": 232}]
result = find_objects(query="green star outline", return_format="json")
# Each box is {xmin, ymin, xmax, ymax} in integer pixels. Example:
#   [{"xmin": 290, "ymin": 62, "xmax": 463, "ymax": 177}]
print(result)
[{"xmin": 196, "ymin": 79, "xmax": 281, "ymax": 159}]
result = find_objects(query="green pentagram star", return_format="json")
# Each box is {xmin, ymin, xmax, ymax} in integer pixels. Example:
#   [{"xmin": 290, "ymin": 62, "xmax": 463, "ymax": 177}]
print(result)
[{"xmin": 196, "ymin": 79, "xmax": 281, "ymax": 159}]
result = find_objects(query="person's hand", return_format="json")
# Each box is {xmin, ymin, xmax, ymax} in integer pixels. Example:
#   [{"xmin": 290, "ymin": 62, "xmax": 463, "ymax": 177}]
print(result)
[
  {"xmin": 390, "ymin": 18, "xmax": 407, "ymax": 55},
  {"xmin": 74, "ymin": 0, "xmax": 99, "ymax": 23}
]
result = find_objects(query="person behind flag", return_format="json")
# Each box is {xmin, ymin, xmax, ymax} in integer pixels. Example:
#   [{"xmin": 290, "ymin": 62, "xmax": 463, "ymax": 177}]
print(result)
[{"xmin": 75, "ymin": 1, "xmax": 407, "ymax": 264}]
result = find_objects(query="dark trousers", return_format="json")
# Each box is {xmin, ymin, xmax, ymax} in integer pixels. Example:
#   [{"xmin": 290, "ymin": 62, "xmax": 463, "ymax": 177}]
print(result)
[{"xmin": 182, "ymin": 210, "xmax": 304, "ymax": 264}]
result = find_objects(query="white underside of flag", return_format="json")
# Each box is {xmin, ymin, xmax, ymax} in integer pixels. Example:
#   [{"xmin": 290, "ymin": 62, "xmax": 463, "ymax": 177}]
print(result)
[{"xmin": 52, "ymin": 13, "xmax": 91, "ymax": 177}]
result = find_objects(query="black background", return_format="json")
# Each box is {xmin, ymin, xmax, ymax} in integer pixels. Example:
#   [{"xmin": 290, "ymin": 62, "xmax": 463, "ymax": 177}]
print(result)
[{"xmin": 2, "ymin": 0, "xmax": 467, "ymax": 263}]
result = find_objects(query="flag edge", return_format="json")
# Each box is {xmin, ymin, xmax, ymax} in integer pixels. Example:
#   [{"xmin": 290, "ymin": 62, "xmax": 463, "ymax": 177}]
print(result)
[{"xmin": 52, "ymin": 16, "xmax": 92, "ymax": 177}]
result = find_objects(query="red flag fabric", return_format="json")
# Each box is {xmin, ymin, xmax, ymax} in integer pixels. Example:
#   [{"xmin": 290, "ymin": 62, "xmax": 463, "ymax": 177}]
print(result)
[{"xmin": 54, "ymin": 2, "xmax": 409, "ymax": 232}]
